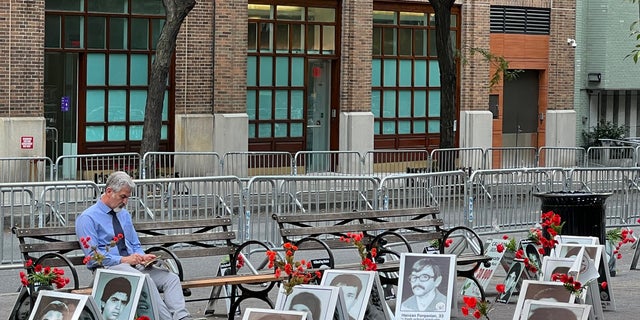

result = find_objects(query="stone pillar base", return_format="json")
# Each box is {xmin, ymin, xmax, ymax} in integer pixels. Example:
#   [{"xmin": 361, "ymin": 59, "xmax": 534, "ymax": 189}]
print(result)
[{"xmin": 340, "ymin": 112, "xmax": 373, "ymax": 174}]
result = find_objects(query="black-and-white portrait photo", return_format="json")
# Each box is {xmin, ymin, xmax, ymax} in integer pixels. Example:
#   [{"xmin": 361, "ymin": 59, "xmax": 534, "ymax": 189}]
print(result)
[
  {"xmin": 92, "ymin": 269, "xmax": 145, "ymax": 320},
  {"xmin": 242, "ymin": 308, "xmax": 309, "ymax": 320},
  {"xmin": 522, "ymin": 300, "xmax": 591, "ymax": 320},
  {"xmin": 9, "ymin": 287, "xmax": 32, "ymax": 320},
  {"xmin": 496, "ymin": 261, "xmax": 523, "ymax": 303},
  {"xmin": 32, "ymin": 299, "xmax": 72, "ymax": 320},
  {"xmin": 513, "ymin": 280, "xmax": 575, "ymax": 320},
  {"xmin": 320, "ymin": 270, "xmax": 375, "ymax": 320},
  {"xmin": 395, "ymin": 253, "xmax": 455, "ymax": 319},
  {"xmin": 524, "ymin": 243, "xmax": 542, "ymax": 277},
  {"xmin": 135, "ymin": 277, "xmax": 158, "ymax": 320},
  {"xmin": 28, "ymin": 291, "xmax": 92, "ymax": 320},
  {"xmin": 276, "ymin": 285, "xmax": 346, "ymax": 320}
]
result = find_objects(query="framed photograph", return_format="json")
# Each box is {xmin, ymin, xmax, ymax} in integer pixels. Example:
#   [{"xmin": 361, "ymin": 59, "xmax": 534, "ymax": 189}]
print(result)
[
  {"xmin": 91, "ymin": 268, "xmax": 145, "ymax": 320},
  {"xmin": 462, "ymin": 239, "xmax": 510, "ymax": 297},
  {"xmin": 135, "ymin": 275, "xmax": 158, "ymax": 320},
  {"xmin": 555, "ymin": 243, "xmax": 615, "ymax": 311},
  {"xmin": 320, "ymin": 270, "xmax": 374, "ymax": 320},
  {"xmin": 242, "ymin": 308, "xmax": 309, "ymax": 320},
  {"xmin": 521, "ymin": 242, "xmax": 542, "ymax": 279},
  {"xmin": 554, "ymin": 244, "xmax": 601, "ymax": 283},
  {"xmin": 275, "ymin": 284, "xmax": 348, "ymax": 320},
  {"xmin": 554, "ymin": 244, "xmax": 602, "ymax": 266},
  {"xmin": 555, "ymin": 235, "xmax": 600, "ymax": 245},
  {"xmin": 513, "ymin": 280, "xmax": 576, "ymax": 320},
  {"xmin": 78, "ymin": 296, "xmax": 102, "ymax": 320},
  {"xmin": 521, "ymin": 300, "xmax": 591, "ymax": 320},
  {"xmin": 28, "ymin": 290, "xmax": 93, "ymax": 320},
  {"xmin": 9, "ymin": 286, "xmax": 31, "ymax": 320},
  {"xmin": 496, "ymin": 261, "xmax": 523, "ymax": 304},
  {"xmin": 395, "ymin": 253, "xmax": 456, "ymax": 319},
  {"xmin": 540, "ymin": 256, "xmax": 578, "ymax": 281}
]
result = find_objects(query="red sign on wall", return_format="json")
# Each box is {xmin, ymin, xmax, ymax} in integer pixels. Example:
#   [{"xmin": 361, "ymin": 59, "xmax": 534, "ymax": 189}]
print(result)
[{"xmin": 21, "ymin": 136, "xmax": 34, "ymax": 149}]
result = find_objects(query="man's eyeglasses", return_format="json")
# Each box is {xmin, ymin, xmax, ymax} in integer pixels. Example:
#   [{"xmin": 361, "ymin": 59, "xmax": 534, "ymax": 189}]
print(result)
[{"xmin": 409, "ymin": 274, "xmax": 435, "ymax": 282}]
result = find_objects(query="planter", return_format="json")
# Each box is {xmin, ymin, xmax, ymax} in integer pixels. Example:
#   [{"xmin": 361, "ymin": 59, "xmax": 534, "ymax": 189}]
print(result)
[{"xmin": 28, "ymin": 284, "xmax": 54, "ymax": 304}]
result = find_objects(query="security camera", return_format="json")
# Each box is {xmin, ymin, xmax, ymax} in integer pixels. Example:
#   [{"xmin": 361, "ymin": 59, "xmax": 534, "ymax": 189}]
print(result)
[{"xmin": 567, "ymin": 38, "xmax": 577, "ymax": 48}]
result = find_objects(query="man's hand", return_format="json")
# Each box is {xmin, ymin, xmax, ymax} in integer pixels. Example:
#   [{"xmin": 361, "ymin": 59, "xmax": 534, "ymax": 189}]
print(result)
[
  {"xmin": 141, "ymin": 253, "xmax": 157, "ymax": 263},
  {"xmin": 121, "ymin": 253, "xmax": 145, "ymax": 265}
]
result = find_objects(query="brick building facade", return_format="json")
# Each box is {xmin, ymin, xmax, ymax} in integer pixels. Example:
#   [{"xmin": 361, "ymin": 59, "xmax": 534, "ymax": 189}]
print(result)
[{"xmin": 0, "ymin": 0, "xmax": 577, "ymax": 168}]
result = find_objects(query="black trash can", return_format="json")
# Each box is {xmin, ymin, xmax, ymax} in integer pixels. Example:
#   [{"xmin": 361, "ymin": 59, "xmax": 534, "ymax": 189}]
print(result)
[{"xmin": 533, "ymin": 191, "xmax": 612, "ymax": 245}]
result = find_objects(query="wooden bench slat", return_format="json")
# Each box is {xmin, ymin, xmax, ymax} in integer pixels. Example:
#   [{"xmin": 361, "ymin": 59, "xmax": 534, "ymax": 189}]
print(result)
[
  {"xmin": 20, "ymin": 242, "xmax": 81, "ymax": 253},
  {"xmin": 15, "ymin": 227, "xmax": 76, "ymax": 237},
  {"xmin": 13, "ymin": 220, "xmax": 232, "ymax": 239},
  {"xmin": 280, "ymin": 219, "xmax": 444, "ymax": 237},
  {"xmin": 19, "ymin": 232, "xmax": 237, "ymax": 253},
  {"xmin": 134, "ymin": 218, "xmax": 232, "ymax": 231},
  {"xmin": 139, "ymin": 232, "xmax": 236, "ymax": 244},
  {"xmin": 274, "ymin": 207, "xmax": 439, "ymax": 223}
]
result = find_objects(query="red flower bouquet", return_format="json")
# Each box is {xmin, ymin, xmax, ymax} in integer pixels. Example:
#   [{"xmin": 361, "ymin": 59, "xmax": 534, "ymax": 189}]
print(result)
[
  {"xmin": 19, "ymin": 259, "xmax": 70, "ymax": 289},
  {"xmin": 267, "ymin": 242, "xmax": 322, "ymax": 295}
]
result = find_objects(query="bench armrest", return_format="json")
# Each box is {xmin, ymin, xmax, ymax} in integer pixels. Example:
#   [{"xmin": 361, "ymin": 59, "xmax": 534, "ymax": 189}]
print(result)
[{"xmin": 145, "ymin": 246, "xmax": 184, "ymax": 280}]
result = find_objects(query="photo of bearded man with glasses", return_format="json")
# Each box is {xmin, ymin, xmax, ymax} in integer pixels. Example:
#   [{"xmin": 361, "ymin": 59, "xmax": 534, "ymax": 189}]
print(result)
[{"xmin": 399, "ymin": 256, "xmax": 449, "ymax": 312}]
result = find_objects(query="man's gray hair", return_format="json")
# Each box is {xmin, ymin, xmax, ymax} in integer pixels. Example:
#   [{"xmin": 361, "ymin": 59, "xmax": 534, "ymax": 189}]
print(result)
[{"xmin": 105, "ymin": 171, "xmax": 135, "ymax": 192}]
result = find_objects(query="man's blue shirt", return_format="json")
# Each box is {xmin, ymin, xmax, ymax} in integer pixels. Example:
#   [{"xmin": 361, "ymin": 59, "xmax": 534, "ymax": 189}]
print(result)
[{"xmin": 75, "ymin": 201, "xmax": 144, "ymax": 269}]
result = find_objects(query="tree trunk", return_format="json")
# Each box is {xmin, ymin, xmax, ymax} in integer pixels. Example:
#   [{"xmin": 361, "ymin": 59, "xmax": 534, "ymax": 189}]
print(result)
[
  {"xmin": 140, "ymin": 0, "xmax": 196, "ymax": 156},
  {"xmin": 431, "ymin": 0, "xmax": 457, "ymax": 170}
]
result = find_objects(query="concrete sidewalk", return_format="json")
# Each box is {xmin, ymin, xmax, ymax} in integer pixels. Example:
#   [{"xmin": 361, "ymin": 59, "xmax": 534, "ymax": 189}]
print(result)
[{"xmin": 1, "ymin": 235, "xmax": 639, "ymax": 319}]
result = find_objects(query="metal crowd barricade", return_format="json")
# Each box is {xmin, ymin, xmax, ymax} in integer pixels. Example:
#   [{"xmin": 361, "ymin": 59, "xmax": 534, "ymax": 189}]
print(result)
[
  {"xmin": 54, "ymin": 153, "xmax": 141, "ymax": 181},
  {"xmin": 293, "ymin": 151, "xmax": 362, "ymax": 175},
  {"xmin": 221, "ymin": 152, "xmax": 293, "ymax": 179},
  {"xmin": 378, "ymin": 171, "xmax": 468, "ymax": 229},
  {"xmin": 0, "ymin": 157, "xmax": 53, "ymax": 182},
  {"xmin": 130, "ymin": 176, "xmax": 244, "ymax": 223},
  {"xmin": 537, "ymin": 147, "xmax": 586, "ymax": 167},
  {"xmin": 141, "ymin": 151, "xmax": 221, "ymax": 179},
  {"xmin": 243, "ymin": 175, "xmax": 380, "ymax": 245},
  {"xmin": 586, "ymin": 146, "xmax": 636, "ymax": 167},
  {"xmin": 467, "ymin": 168, "xmax": 563, "ymax": 235},
  {"xmin": 430, "ymin": 147, "xmax": 484, "ymax": 172},
  {"xmin": 563, "ymin": 168, "xmax": 640, "ymax": 227},
  {"xmin": 0, "ymin": 181, "xmax": 100, "ymax": 265},
  {"xmin": 361, "ymin": 149, "xmax": 430, "ymax": 178},
  {"xmin": 484, "ymin": 147, "xmax": 538, "ymax": 169}
]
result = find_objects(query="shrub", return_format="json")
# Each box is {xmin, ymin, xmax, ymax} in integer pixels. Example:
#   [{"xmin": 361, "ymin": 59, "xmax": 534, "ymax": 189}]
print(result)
[{"xmin": 582, "ymin": 121, "xmax": 627, "ymax": 148}]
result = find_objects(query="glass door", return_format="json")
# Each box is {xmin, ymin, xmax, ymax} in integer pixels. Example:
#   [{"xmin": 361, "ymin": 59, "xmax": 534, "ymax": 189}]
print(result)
[{"xmin": 306, "ymin": 59, "xmax": 331, "ymax": 171}]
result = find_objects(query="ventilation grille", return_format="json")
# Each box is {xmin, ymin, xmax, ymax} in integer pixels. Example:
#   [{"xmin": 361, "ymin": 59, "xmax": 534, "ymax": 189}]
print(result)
[{"xmin": 490, "ymin": 6, "xmax": 550, "ymax": 35}]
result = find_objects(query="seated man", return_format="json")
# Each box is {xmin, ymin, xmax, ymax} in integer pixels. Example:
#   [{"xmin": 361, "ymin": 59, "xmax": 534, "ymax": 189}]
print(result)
[{"xmin": 76, "ymin": 171, "xmax": 193, "ymax": 320}]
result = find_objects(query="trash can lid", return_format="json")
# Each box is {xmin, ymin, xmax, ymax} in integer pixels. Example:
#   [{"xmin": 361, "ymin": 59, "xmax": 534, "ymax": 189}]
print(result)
[{"xmin": 532, "ymin": 191, "xmax": 613, "ymax": 198}]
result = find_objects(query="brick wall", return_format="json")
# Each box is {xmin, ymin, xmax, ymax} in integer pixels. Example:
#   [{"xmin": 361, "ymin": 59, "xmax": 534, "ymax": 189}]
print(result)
[
  {"xmin": 175, "ymin": 1, "xmax": 214, "ymax": 115},
  {"xmin": 548, "ymin": 0, "xmax": 576, "ymax": 111},
  {"xmin": 212, "ymin": 0, "xmax": 247, "ymax": 114},
  {"xmin": 176, "ymin": 0, "xmax": 248, "ymax": 115},
  {"xmin": 461, "ymin": 0, "xmax": 491, "ymax": 111},
  {"xmin": 340, "ymin": 0, "xmax": 373, "ymax": 112},
  {"xmin": 0, "ymin": 0, "xmax": 44, "ymax": 117}
]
